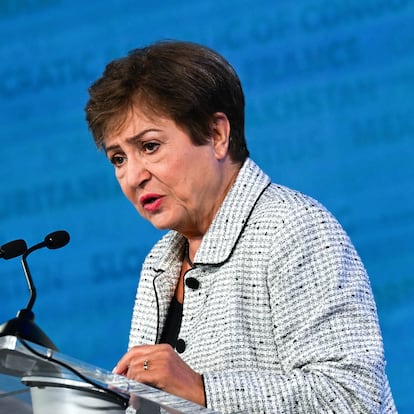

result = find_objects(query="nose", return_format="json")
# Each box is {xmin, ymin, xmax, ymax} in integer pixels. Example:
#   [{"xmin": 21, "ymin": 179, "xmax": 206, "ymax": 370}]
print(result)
[{"xmin": 125, "ymin": 154, "xmax": 151, "ymax": 189}]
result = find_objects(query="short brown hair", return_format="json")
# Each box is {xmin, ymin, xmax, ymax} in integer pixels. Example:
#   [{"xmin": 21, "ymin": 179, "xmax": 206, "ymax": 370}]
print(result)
[{"xmin": 85, "ymin": 40, "xmax": 249, "ymax": 163}]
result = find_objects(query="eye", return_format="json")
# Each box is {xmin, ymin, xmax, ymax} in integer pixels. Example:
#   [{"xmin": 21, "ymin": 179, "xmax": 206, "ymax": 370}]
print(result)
[
  {"xmin": 109, "ymin": 154, "xmax": 126, "ymax": 167},
  {"xmin": 142, "ymin": 141, "xmax": 160, "ymax": 154}
]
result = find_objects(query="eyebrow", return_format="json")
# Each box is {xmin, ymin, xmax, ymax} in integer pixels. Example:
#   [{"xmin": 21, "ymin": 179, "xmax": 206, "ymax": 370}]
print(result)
[{"xmin": 104, "ymin": 128, "xmax": 161, "ymax": 154}]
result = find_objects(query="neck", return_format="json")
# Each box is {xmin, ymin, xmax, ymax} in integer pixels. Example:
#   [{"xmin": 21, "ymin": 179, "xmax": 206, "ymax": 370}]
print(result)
[{"xmin": 183, "ymin": 161, "xmax": 242, "ymax": 258}]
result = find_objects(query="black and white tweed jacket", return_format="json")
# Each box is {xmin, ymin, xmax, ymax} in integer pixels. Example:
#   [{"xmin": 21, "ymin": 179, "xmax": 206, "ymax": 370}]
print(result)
[{"xmin": 128, "ymin": 158, "xmax": 396, "ymax": 413}]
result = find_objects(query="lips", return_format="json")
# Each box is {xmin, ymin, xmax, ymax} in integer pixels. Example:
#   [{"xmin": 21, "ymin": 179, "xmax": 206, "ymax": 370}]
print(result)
[{"xmin": 139, "ymin": 193, "xmax": 163, "ymax": 212}]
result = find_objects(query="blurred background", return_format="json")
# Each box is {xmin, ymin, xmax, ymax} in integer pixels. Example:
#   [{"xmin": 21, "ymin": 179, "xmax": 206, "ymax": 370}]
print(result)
[{"xmin": 0, "ymin": 0, "xmax": 412, "ymax": 411}]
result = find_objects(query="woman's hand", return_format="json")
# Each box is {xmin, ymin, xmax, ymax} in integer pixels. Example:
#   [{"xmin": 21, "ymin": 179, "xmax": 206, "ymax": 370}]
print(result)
[{"xmin": 113, "ymin": 344, "xmax": 206, "ymax": 406}]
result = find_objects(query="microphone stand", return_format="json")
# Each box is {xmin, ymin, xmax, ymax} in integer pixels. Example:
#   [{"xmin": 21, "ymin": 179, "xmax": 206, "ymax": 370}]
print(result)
[
  {"xmin": 0, "ymin": 247, "xmax": 58, "ymax": 349},
  {"xmin": 0, "ymin": 232, "xmax": 69, "ymax": 350}
]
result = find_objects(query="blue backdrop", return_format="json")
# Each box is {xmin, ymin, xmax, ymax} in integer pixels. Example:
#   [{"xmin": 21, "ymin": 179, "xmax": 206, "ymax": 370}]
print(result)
[{"xmin": 1, "ymin": 1, "xmax": 413, "ymax": 411}]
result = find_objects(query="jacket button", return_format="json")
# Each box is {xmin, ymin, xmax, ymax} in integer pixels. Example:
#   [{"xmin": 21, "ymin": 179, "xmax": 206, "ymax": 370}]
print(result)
[
  {"xmin": 185, "ymin": 277, "xmax": 200, "ymax": 290},
  {"xmin": 176, "ymin": 339, "xmax": 186, "ymax": 353}
]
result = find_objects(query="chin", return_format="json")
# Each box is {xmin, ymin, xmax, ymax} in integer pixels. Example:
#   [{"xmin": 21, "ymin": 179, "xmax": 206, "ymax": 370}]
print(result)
[
  {"xmin": 145, "ymin": 212, "xmax": 182, "ymax": 233},
  {"xmin": 152, "ymin": 224, "xmax": 170, "ymax": 231},
  {"xmin": 149, "ymin": 219, "xmax": 173, "ymax": 231}
]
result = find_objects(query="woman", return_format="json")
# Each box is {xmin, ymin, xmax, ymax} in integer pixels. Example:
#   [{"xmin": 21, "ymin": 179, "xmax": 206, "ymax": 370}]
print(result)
[{"xmin": 85, "ymin": 40, "xmax": 396, "ymax": 413}]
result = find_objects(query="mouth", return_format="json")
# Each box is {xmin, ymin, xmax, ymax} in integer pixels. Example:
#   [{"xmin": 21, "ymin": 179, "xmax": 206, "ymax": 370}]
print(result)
[{"xmin": 139, "ymin": 193, "xmax": 163, "ymax": 212}]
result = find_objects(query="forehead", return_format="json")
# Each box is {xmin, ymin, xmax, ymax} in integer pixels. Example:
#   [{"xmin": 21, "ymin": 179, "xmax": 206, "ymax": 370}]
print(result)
[
  {"xmin": 103, "ymin": 106, "xmax": 188, "ymax": 150},
  {"xmin": 104, "ymin": 107, "xmax": 163, "ymax": 142}
]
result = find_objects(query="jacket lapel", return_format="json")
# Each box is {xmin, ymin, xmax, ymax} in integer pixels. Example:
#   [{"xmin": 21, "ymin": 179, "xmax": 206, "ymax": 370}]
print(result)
[{"xmin": 194, "ymin": 159, "xmax": 271, "ymax": 265}]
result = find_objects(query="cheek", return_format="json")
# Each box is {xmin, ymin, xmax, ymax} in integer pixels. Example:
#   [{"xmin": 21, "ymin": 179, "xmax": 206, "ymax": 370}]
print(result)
[
  {"xmin": 165, "ymin": 170, "xmax": 194, "ymax": 200},
  {"xmin": 170, "ymin": 159, "xmax": 213, "ymax": 200}
]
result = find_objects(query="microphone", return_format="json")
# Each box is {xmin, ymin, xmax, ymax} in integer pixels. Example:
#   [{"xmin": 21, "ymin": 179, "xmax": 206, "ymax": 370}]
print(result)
[
  {"xmin": 0, "ymin": 230, "xmax": 70, "ymax": 350},
  {"xmin": 0, "ymin": 239, "xmax": 28, "ymax": 259},
  {"xmin": 43, "ymin": 230, "xmax": 71, "ymax": 250}
]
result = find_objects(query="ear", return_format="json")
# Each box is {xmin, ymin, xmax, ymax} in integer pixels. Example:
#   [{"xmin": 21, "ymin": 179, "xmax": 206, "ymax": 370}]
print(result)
[{"xmin": 210, "ymin": 112, "xmax": 231, "ymax": 160}]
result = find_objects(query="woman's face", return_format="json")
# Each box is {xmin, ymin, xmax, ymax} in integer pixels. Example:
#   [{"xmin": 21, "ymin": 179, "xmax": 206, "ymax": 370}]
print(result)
[{"xmin": 104, "ymin": 108, "xmax": 233, "ymax": 238}]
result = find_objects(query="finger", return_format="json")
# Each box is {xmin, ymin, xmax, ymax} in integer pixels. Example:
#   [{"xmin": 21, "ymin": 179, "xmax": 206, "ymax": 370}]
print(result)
[
  {"xmin": 112, "ymin": 345, "xmax": 151, "ymax": 374},
  {"xmin": 113, "ymin": 356, "xmax": 130, "ymax": 375},
  {"xmin": 123, "ymin": 348, "xmax": 170, "ymax": 385},
  {"xmin": 125, "ymin": 356, "xmax": 154, "ymax": 381},
  {"xmin": 126, "ymin": 346, "xmax": 179, "ymax": 386}
]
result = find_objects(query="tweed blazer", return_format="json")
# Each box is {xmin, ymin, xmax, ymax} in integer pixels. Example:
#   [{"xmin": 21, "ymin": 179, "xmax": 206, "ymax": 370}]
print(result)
[{"xmin": 128, "ymin": 159, "xmax": 396, "ymax": 413}]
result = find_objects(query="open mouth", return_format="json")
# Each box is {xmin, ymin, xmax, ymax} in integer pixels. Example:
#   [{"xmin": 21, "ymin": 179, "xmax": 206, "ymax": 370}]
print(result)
[
  {"xmin": 140, "ymin": 193, "xmax": 163, "ymax": 211},
  {"xmin": 143, "ymin": 196, "xmax": 159, "ymax": 205}
]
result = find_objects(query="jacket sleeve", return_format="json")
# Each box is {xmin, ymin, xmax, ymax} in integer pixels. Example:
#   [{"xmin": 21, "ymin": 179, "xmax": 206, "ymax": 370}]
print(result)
[{"xmin": 202, "ymin": 204, "xmax": 395, "ymax": 413}]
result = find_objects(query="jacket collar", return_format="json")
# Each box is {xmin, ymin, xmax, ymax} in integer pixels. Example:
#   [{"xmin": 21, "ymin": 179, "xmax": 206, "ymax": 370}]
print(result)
[{"xmin": 154, "ymin": 158, "xmax": 270, "ymax": 271}]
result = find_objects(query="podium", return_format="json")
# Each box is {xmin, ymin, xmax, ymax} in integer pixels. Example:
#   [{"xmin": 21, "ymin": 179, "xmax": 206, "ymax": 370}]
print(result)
[{"xmin": 0, "ymin": 335, "xmax": 219, "ymax": 413}]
